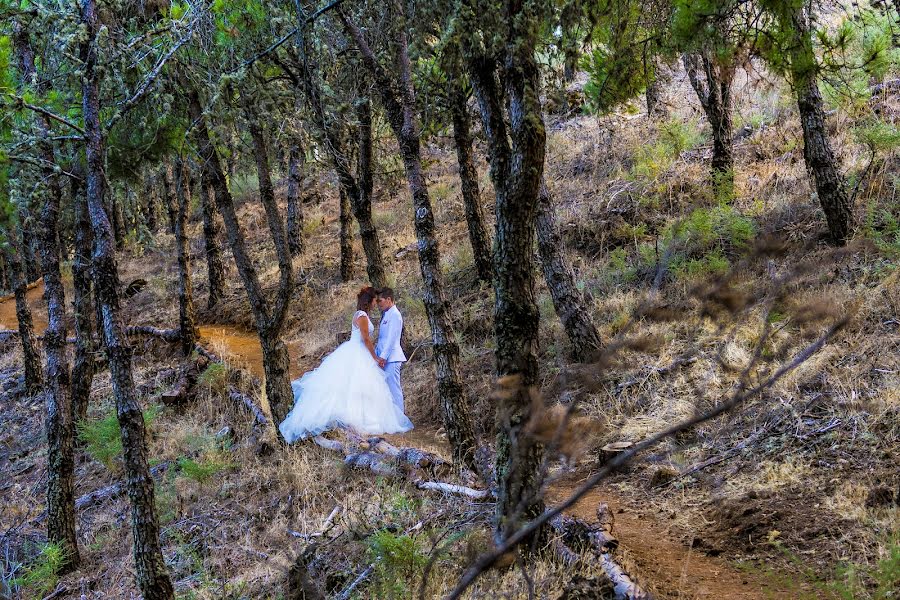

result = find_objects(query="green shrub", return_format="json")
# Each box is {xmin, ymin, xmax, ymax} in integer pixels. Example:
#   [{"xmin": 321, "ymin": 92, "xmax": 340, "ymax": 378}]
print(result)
[
  {"xmin": 78, "ymin": 404, "xmax": 162, "ymax": 470},
  {"xmin": 12, "ymin": 542, "xmax": 64, "ymax": 598},
  {"xmin": 178, "ymin": 454, "xmax": 233, "ymax": 486},
  {"xmin": 197, "ymin": 362, "xmax": 227, "ymax": 394},
  {"xmin": 366, "ymin": 530, "xmax": 428, "ymax": 599}
]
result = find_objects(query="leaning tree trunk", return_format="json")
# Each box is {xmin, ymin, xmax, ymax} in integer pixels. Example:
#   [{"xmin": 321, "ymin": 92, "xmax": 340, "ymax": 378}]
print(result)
[
  {"xmin": 684, "ymin": 52, "xmax": 734, "ymax": 200},
  {"xmin": 199, "ymin": 172, "xmax": 226, "ymax": 309},
  {"xmin": 537, "ymin": 183, "xmax": 602, "ymax": 361},
  {"xmin": 448, "ymin": 77, "xmax": 492, "ymax": 283},
  {"xmin": 162, "ymin": 160, "xmax": 177, "ymax": 236},
  {"xmin": 174, "ymin": 160, "xmax": 197, "ymax": 357},
  {"xmin": 286, "ymin": 142, "xmax": 305, "ymax": 257},
  {"xmin": 1, "ymin": 235, "xmax": 43, "ymax": 393},
  {"xmin": 80, "ymin": 2, "xmax": 174, "ymax": 597},
  {"xmin": 466, "ymin": 39, "xmax": 546, "ymax": 543},
  {"xmin": 189, "ymin": 90, "xmax": 294, "ymax": 426},
  {"xmin": 340, "ymin": 12, "xmax": 477, "ymax": 467},
  {"xmin": 353, "ymin": 98, "xmax": 388, "ymax": 288},
  {"xmin": 71, "ymin": 176, "xmax": 94, "ymax": 426},
  {"xmin": 785, "ymin": 6, "xmax": 854, "ymax": 245},
  {"xmin": 339, "ymin": 187, "xmax": 354, "ymax": 282}
]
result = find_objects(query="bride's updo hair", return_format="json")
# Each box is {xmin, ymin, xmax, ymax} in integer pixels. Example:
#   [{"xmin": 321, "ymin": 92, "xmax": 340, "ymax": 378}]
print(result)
[{"xmin": 356, "ymin": 286, "xmax": 378, "ymax": 310}]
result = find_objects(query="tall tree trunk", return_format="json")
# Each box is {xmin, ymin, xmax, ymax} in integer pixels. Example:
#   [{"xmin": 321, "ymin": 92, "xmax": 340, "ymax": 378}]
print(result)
[
  {"xmin": 0, "ymin": 255, "xmax": 8, "ymax": 293},
  {"xmin": 189, "ymin": 90, "xmax": 294, "ymax": 426},
  {"xmin": 112, "ymin": 187, "xmax": 126, "ymax": 250},
  {"xmin": 174, "ymin": 160, "xmax": 197, "ymax": 356},
  {"xmin": 683, "ymin": 52, "xmax": 734, "ymax": 199},
  {"xmin": 645, "ymin": 60, "xmax": 670, "ymax": 119},
  {"xmin": 162, "ymin": 160, "xmax": 177, "ymax": 235},
  {"xmin": 340, "ymin": 11, "xmax": 476, "ymax": 467},
  {"xmin": 14, "ymin": 21, "xmax": 80, "ymax": 568},
  {"xmin": 353, "ymin": 98, "xmax": 388, "ymax": 288},
  {"xmin": 465, "ymin": 18, "xmax": 546, "ymax": 543},
  {"xmin": 144, "ymin": 170, "xmax": 159, "ymax": 232},
  {"xmin": 784, "ymin": 5, "xmax": 854, "ymax": 245},
  {"xmin": 71, "ymin": 175, "xmax": 94, "ymax": 426},
  {"xmin": 537, "ymin": 183, "xmax": 601, "ymax": 361},
  {"xmin": 286, "ymin": 143, "xmax": 304, "ymax": 257},
  {"xmin": 199, "ymin": 172, "xmax": 226, "ymax": 309},
  {"xmin": 448, "ymin": 78, "xmax": 493, "ymax": 283},
  {"xmin": 21, "ymin": 215, "xmax": 40, "ymax": 283},
  {"xmin": 80, "ymin": 3, "xmax": 174, "ymax": 597},
  {"xmin": 339, "ymin": 187, "xmax": 354, "ymax": 281},
  {"xmin": 1, "ymin": 233, "xmax": 43, "ymax": 393}
]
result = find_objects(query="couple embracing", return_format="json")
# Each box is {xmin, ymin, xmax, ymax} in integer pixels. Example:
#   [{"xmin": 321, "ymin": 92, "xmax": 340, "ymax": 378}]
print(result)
[{"xmin": 279, "ymin": 286, "xmax": 413, "ymax": 443}]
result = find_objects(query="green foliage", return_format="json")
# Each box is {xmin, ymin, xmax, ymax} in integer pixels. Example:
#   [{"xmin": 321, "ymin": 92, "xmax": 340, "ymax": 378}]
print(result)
[
  {"xmin": 854, "ymin": 120, "xmax": 900, "ymax": 153},
  {"xmin": 11, "ymin": 542, "xmax": 64, "ymax": 598},
  {"xmin": 630, "ymin": 118, "xmax": 705, "ymax": 180},
  {"xmin": 197, "ymin": 362, "xmax": 227, "ymax": 395},
  {"xmin": 828, "ymin": 539, "xmax": 900, "ymax": 600},
  {"xmin": 177, "ymin": 454, "xmax": 233, "ymax": 486},
  {"xmin": 78, "ymin": 404, "xmax": 162, "ymax": 470},
  {"xmin": 366, "ymin": 530, "xmax": 428, "ymax": 599}
]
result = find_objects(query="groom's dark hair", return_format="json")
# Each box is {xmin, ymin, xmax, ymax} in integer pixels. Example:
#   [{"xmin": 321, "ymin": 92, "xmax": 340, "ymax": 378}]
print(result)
[{"xmin": 376, "ymin": 287, "xmax": 395, "ymax": 301}]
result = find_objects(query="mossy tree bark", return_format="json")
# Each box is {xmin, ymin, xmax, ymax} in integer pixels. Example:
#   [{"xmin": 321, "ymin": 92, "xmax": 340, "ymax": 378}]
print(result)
[
  {"xmin": 143, "ymin": 169, "xmax": 159, "ymax": 232},
  {"xmin": 462, "ymin": 0, "xmax": 548, "ymax": 544},
  {"xmin": 188, "ymin": 90, "xmax": 295, "ymax": 427},
  {"xmin": 536, "ymin": 183, "xmax": 602, "ymax": 361},
  {"xmin": 199, "ymin": 172, "xmax": 226, "ymax": 309},
  {"xmin": 71, "ymin": 175, "xmax": 94, "ymax": 426},
  {"xmin": 339, "ymin": 8, "xmax": 477, "ymax": 467},
  {"xmin": 286, "ymin": 142, "xmax": 305, "ymax": 257},
  {"xmin": 448, "ymin": 73, "xmax": 493, "ymax": 283},
  {"xmin": 1, "ymin": 230, "xmax": 42, "ymax": 393},
  {"xmin": 14, "ymin": 21, "xmax": 80, "ymax": 569},
  {"xmin": 174, "ymin": 159, "xmax": 198, "ymax": 357},
  {"xmin": 683, "ymin": 52, "xmax": 734, "ymax": 199},
  {"xmin": 162, "ymin": 159, "xmax": 178, "ymax": 235},
  {"xmin": 80, "ymin": 2, "xmax": 174, "ymax": 597}
]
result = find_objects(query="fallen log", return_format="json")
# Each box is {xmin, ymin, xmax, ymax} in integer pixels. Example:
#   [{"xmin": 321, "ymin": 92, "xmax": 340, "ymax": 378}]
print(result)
[
  {"xmin": 125, "ymin": 325, "xmax": 180, "ymax": 342},
  {"xmin": 228, "ymin": 387, "xmax": 268, "ymax": 427},
  {"xmin": 344, "ymin": 451, "xmax": 398, "ymax": 477},
  {"xmin": 414, "ymin": 481, "xmax": 492, "ymax": 499},
  {"xmin": 368, "ymin": 437, "xmax": 449, "ymax": 473}
]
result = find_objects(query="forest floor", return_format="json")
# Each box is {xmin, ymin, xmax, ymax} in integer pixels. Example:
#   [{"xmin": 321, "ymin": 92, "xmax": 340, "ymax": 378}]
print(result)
[{"xmin": 2, "ymin": 70, "xmax": 899, "ymax": 598}]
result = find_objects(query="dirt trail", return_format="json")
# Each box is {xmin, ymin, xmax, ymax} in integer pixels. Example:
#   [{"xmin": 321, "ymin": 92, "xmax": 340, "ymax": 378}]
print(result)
[{"xmin": 0, "ymin": 280, "xmax": 47, "ymax": 333}]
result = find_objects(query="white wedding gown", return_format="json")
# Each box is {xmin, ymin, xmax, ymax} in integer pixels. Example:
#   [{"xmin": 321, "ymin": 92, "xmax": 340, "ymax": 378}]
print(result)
[{"xmin": 278, "ymin": 310, "xmax": 414, "ymax": 442}]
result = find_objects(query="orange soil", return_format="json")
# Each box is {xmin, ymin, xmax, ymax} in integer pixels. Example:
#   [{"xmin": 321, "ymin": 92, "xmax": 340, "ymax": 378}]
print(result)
[{"xmin": 0, "ymin": 280, "xmax": 47, "ymax": 333}]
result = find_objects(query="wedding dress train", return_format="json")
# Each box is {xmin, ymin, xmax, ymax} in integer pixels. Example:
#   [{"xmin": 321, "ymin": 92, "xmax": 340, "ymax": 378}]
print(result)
[{"xmin": 278, "ymin": 310, "xmax": 413, "ymax": 442}]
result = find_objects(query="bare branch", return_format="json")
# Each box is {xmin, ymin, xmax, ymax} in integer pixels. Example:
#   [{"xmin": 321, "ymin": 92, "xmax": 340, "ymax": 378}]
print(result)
[{"xmin": 10, "ymin": 98, "xmax": 85, "ymax": 135}]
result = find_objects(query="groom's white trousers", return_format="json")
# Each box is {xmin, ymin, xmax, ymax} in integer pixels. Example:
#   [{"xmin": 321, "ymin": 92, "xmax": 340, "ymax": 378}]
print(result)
[{"xmin": 384, "ymin": 362, "xmax": 404, "ymax": 412}]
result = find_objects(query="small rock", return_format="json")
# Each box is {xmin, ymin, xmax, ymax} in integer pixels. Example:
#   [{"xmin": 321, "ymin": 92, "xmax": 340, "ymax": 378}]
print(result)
[
  {"xmin": 650, "ymin": 466, "xmax": 679, "ymax": 487},
  {"xmin": 215, "ymin": 426, "xmax": 232, "ymax": 441},
  {"xmin": 865, "ymin": 486, "xmax": 896, "ymax": 508}
]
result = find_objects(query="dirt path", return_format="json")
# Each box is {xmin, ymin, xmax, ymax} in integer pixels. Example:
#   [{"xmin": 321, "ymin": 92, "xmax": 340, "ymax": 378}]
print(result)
[{"xmin": 0, "ymin": 280, "xmax": 47, "ymax": 333}]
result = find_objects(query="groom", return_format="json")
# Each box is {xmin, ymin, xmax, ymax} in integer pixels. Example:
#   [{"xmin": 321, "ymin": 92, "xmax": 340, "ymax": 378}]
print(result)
[{"xmin": 375, "ymin": 287, "xmax": 407, "ymax": 412}]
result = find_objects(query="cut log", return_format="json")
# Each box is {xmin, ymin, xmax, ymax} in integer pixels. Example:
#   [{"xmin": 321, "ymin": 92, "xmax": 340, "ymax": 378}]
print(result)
[
  {"xmin": 599, "ymin": 441, "xmax": 634, "ymax": 465},
  {"xmin": 368, "ymin": 436, "xmax": 449, "ymax": 473}
]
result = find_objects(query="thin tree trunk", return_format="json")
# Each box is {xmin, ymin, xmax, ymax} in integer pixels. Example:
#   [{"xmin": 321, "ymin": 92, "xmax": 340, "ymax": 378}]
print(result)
[
  {"xmin": 189, "ymin": 90, "xmax": 294, "ymax": 426},
  {"xmin": 339, "ymin": 187, "xmax": 354, "ymax": 281},
  {"xmin": 21, "ymin": 215, "xmax": 40, "ymax": 283},
  {"xmin": 162, "ymin": 160, "xmax": 177, "ymax": 235},
  {"xmin": 537, "ymin": 183, "xmax": 601, "ymax": 361},
  {"xmin": 465, "ymin": 24, "xmax": 546, "ymax": 543},
  {"xmin": 448, "ymin": 77, "xmax": 492, "ymax": 283},
  {"xmin": 286, "ymin": 143, "xmax": 304, "ymax": 257},
  {"xmin": 684, "ymin": 52, "xmax": 734, "ymax": 199},
  {"xmin": 784, "ymin": 6, "xmax": 854, "ymax": 244},
  {"xmin": 80, "ymin": 3, "xmax": 174, "ymax": 597},
  {"xmin": 174, "ymin": 159, "xmax": 197, "ymax": 356},
  {"xmin": 71, "ymin": 175, "xmax": 94, "ymax": 426},
  {"xmin": 144, "ymin": 170, "xmax": 158, "ymax": 232},
  {"xmin": 14, "ymin": 21, "xmax": 80, "ymax": 568},
  {"xmin": 112, "ymin": 186, "xmax": 126, "ymax": 250},
  {"xmin": 1, "ymin": 233, "xmax": 43, "ymax": 393},
  {"xmin": 353, "ymin": 98, "xmax": 388, "ymax": 288},
  {"xmin": 199, "ymin": 172, "xmax": 226, "ymax": 309},
  {"xmin": 340, "ymin": 11, "xmax": 477, "ymax": 467}
]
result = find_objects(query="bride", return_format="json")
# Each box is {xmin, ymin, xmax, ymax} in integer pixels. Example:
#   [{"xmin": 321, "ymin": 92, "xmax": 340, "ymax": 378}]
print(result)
[{"xmin": 279, "ymin": 286, "xmax": 414, "ymax": 442}]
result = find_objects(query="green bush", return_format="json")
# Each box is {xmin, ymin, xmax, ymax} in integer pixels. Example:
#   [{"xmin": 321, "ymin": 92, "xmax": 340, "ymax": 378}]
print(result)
[
  {"xmin": 12, "ymin": 542, "xmax": 64, "ymax": 598},
  {"xmin": 197, "ymin": 362, "xmax": 227, "ymax": 394},
  {"xmin": 366, "ymin": 530, "xmax": 428, "ymax": 599},
  {"xmin": 178, "ymin": 454, "xmax": 233, "ymax": 486},
  {"xmin": 78, "ymin": 404, "xmax": 162, "ymax": 470}
]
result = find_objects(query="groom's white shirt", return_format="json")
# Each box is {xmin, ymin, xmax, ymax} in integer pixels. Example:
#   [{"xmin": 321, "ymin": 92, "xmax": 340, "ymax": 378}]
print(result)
[{"xmin": 376, "ymin": 305, "xmax": 406, "ymax": 363}]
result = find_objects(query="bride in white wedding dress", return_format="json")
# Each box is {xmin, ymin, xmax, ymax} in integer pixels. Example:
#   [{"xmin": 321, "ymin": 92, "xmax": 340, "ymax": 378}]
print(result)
[{"xmin": 279, "ymin": 286, "xmax": 413, "ymax": 443}]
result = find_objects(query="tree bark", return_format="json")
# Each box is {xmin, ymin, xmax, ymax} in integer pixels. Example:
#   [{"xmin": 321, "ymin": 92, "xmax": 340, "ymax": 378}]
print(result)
[
  {"xmin": 537, "ymin": 183, "xmax": 602, "ymax": 361},
  {"xmin": 112, "ymin": 187, "xmax": 126, "ymax": 250},
  {"xmin": 14, "ymin": 21, "xmax": 80, "ymax": 568},
  {"xmin": 80, "ymin": 2, "xmax": 174, "ymax": 597},
  {"xmin": 339, "ymin": 186, "xmax": 354, "ymax": 281},
  {"xmin": 188, "ymin": 90, "xmax": 295, "ymax": 427},
  {"xmin": 21, "ymin": 214, "xmax": 40, "ymax": 283},
  {"xmin": 448, "ymin": 77, "xmax": 493, "ymax": 283},
  {"xmin": 71, "ymin": 175, "xmax": 94, "ymax": 426},
  {"xmin": 199, "ymin": 171, "xmax": 226, "ymax": 309},
  {"xmin": 784, "ymin": 5, "xmax": 854, "ymax": 244},
  {"xmin": 144, "ymin": 170, "xmax": 158, "ymax": 232},
  {"xmin": 174, "ymin": 159, "xmax": 198, "ymax": 357},
  {"xmin": 1, "ymin": 232, "xmax": 42, "ymax": 393},
  {"xmin": 286, "ymin": 142, "xmax": 304, "ymax": 257},
  {"xmin": 464, "ymin": 13, "xmax": 546, "ymax": 543},
  {"xmin": 162, "ymin": 160, "xmax": 178, "ymax": 236},
  {"xmin": 340, "ymin": 10, "xmax": 477, "ymax": 468},
  {"xmin": 683, "ymin": 52, "xmax": 734, "ymax": 199},
  {"xmin": 354, "ymin": 98, "xmax": 388, "ymax": 288}
]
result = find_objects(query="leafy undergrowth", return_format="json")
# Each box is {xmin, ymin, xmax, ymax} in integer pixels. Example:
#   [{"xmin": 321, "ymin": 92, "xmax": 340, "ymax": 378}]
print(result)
[{"xmin": 2, "ymin": 69, "xmax": 899, "ymax": 598}]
